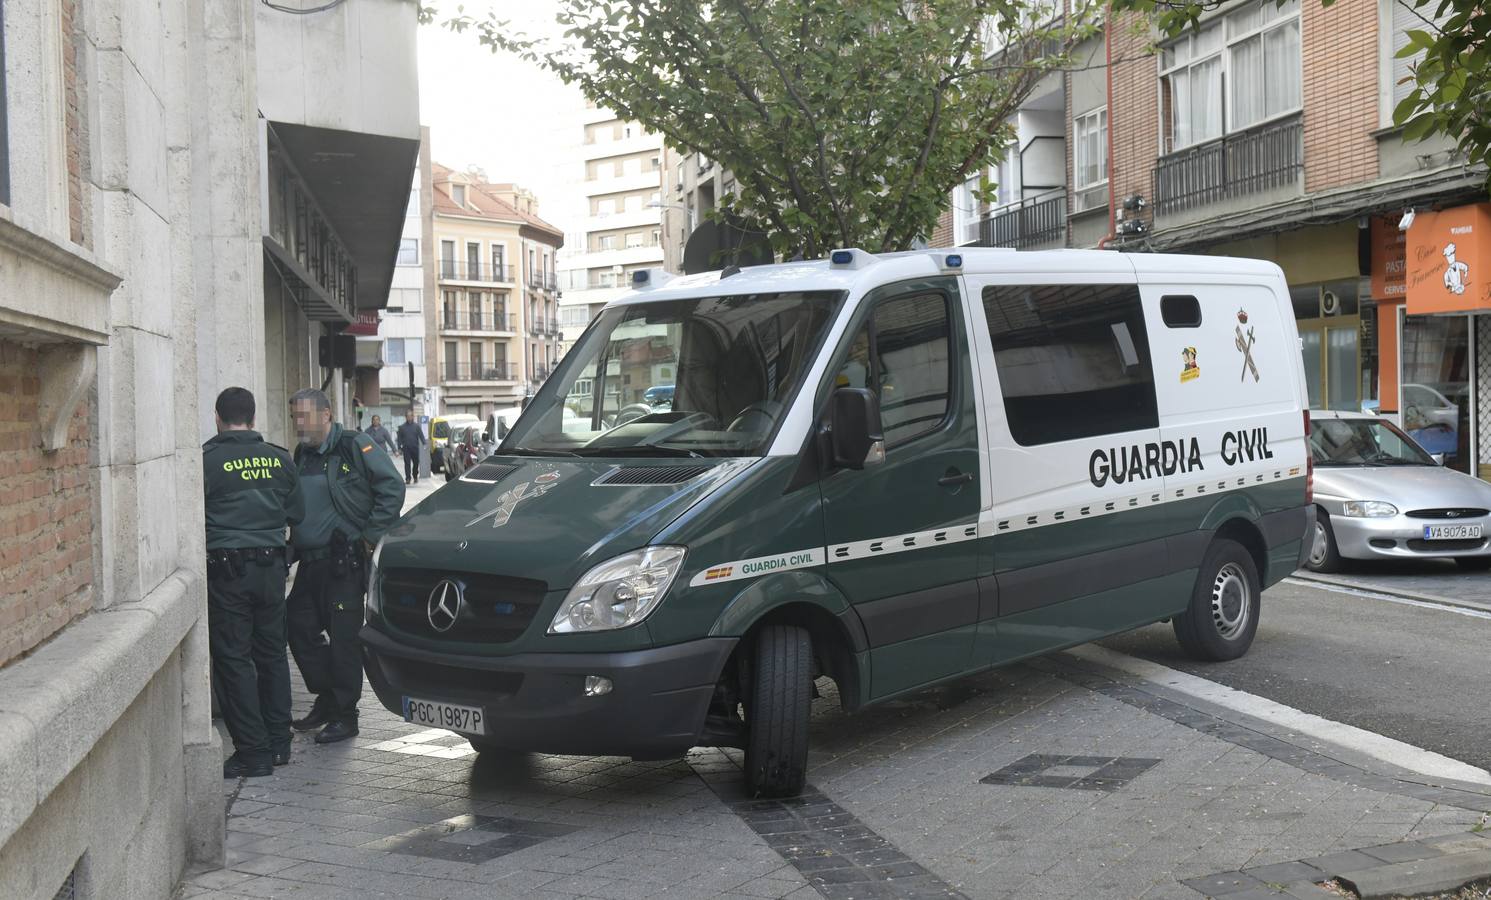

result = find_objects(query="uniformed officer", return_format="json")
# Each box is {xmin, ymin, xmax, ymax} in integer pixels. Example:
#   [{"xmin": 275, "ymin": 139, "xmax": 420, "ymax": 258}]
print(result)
[
  {"xmin": 203, "ymin": 387, "xmax": 305, "ymax": 778},
  {"xmin": 286, "ymin": 388, "xmax": 405, "ymax": 744}
]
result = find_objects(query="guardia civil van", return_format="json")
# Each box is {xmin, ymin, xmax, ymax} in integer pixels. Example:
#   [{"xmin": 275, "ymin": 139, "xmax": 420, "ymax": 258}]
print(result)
[{"xmin": 362, "ymin": 248, "xmax": 1313, "ymax": 797}]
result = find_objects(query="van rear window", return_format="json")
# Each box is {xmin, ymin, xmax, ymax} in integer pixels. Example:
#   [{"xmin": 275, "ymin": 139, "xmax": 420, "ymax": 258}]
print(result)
[{"xmin": 982, "ymin": 284, "xmax": 1159, "ymax": 446}]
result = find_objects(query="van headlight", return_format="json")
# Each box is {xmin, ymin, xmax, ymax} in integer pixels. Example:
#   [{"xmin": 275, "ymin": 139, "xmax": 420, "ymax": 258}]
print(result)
[
  {"xmin": 549, "ymin": 546, "xmax": 686, "ymax": 634},
  {"xmin": 365, "ymin": 539, "xmax": 385, "ymax": 618},
  {"xmin": 1342, "ymin": 501, "xmax": 1399, "ymax": 518}
]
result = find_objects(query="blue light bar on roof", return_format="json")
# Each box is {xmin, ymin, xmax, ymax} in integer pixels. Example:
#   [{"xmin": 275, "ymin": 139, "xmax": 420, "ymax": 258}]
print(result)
[
  {"xmin": 829, "ymin": 250, "xmax": 855, "ymax": 266},
  {"xmin": 944, "ymin": 253, "xmax": 963, "ymax": 269},
  {"xmin": 632, "ymin": 270, "xmax": 650, "ymax": 285}
]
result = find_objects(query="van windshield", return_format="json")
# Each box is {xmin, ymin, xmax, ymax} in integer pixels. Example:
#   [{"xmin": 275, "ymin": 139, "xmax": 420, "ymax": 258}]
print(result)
[{"xmin": 502, "ymin": 291, "xmax": 843, "ymax": 458}]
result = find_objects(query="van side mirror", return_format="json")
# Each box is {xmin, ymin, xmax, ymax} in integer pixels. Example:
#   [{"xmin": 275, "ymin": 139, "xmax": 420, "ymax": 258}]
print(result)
[
  {"xmin": 1432, "ymin": 452, "xmax": 1446, "ymax": 466},
  {"xmin": 829, "ymin": 388, "xmax": 885, "ymax": 470}
]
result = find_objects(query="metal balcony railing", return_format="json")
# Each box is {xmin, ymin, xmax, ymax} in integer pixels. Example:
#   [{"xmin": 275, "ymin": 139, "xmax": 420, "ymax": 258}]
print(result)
[
  {"xmin": 442, "ymin": 362, "xmax": 517, "ymax": 382},
  {"xmin": 440, "ymin": 310, "xmax": 513, "ymax": 332},
  {"xmin": 975, "ymin": 192, "xmax": 1067, "ymax": 249},
  {"xmin": 1153, "ymin": 114, "xmax": 1303, "ymax": 215},
  {"xmin": 438, "ymin": 261, "xmax": 513, "ymax": 282}
]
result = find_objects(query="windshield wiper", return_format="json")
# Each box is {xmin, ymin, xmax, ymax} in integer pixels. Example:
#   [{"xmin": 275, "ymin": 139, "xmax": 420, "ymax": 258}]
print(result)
[
  {"xmin": 573, "ymin": 445, "xmax": 707, "ymax": 459},
  {"xmin": 502, "ymin": 446, "xmax": 581, "ymax": 457}
]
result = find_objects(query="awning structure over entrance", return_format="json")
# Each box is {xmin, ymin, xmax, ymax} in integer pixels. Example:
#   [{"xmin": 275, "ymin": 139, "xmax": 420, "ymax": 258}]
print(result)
[{"xmin": 264, "ymin": 121, "xmax": 420, "ymax": 317}]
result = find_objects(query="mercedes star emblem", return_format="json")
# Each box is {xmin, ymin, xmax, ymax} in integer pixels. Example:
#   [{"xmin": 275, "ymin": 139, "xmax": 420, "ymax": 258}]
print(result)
[{"xmin": 427, "ymin": 579, "xmax": 463, "ymax": 633}]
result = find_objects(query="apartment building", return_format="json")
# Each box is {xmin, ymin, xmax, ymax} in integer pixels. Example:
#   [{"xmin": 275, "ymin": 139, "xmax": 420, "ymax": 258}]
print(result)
[
  {"xmin": 0, "ymin": 0, "xmax": 418, "ymax": 895},
  {"xmin": 432, "ymin": 165, "xmax": 563, "ymax": 414},
  {"xmin": 951, "ymin": 0, "xmax": 1489, "ymax": 478},
  {"xmin": 556, "ymin": 107, "xmax": 666, "ymax": 353}
]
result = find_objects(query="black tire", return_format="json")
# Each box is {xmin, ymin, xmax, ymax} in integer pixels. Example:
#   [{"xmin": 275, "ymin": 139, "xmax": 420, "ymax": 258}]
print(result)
[
  {"xmin": 1173, "ymin": 538, "xmax": 1261, "ymax": 662},
  {"xmin": 1303, "ymin": 512, "xmax": 1343, "ymax": 574},
  {"xmin": 1454, "ymin": 556, "xmax": 1491, "ymax": 571},
  {"xmin": 744, "ymin": 624, "xmax": 811, "ymax": 798}
]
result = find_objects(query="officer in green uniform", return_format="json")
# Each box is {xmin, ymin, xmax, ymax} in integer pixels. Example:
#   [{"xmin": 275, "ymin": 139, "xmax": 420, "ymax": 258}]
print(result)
[
  {"xmin": 203, "ymin": 387, "xmax": 305, "ymax": 778},
  {"xmin": 286, "ymin": 388, "xmax": 405, "ymax": 744}
]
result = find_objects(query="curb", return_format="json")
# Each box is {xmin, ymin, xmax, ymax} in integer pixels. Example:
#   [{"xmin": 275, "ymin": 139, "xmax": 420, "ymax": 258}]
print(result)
[
  {"xmin": 1288, "ymin": 571, "xmax": 1491, "ymax": 615},
  {"xmin": 1187, "ymin": 833, "xmax": 1491, "ymax": 899}
]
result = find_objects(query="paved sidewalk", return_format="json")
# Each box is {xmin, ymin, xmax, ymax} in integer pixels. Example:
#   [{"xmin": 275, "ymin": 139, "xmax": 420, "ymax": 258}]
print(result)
[
  {"xmin": 1290, "ymin": 562, "xmax": 1491, "ymax": 611},
  {"xmin": 178, "ymin": 645, "xmax": 1491, "ymax": 900}
]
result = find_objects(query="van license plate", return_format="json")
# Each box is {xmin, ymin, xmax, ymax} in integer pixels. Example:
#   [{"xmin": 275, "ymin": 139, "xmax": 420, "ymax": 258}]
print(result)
[
  {"xmin": 401, "ymin": 697, "xmax": 486, "ymax": 735},
  {"xmin": 1424, "ymin": 524, "xmax": 1483, "ymax": 540}
]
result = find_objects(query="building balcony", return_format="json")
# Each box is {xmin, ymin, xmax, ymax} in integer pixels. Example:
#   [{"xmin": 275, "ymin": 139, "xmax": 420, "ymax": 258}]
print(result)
[
  {"xmin": 442, "ymin": 362, "xmax": 518, "ymax": 383},
  {"xmin": 1153, "ymin": 114, "xmax": 1303, "ymax": 216},
  {"xmin": 525, "ymin": 272, "xmax": 559, "ymax": 291},
  {"xmin": 438, "ymin": 261, "xmax": 514, "ymax": 283},
  {"xmin": 440, "ymin": 310, "xmax": 514, "ymax": 333},
  {"xmin": 974, "ymin": 191, "xmax": 1067, "ymax": 249}
]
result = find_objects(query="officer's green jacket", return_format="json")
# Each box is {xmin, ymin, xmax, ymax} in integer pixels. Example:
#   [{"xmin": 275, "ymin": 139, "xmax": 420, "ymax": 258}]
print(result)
[
  {"xmin": 293, "ymin": 423, "xmax": 406, "ymax": 547},
  {"xmin": 203, "ymin": 429, "xmax": 305, "ymax": 550}
]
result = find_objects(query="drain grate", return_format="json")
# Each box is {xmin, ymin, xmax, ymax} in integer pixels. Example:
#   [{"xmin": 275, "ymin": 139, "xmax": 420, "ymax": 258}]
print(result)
[{"xmin": 981, "ymin": 753, "xmax": 1161, "ymax": 791}]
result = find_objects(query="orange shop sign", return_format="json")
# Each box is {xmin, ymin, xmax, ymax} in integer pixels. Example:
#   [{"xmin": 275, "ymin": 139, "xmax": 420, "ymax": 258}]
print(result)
[
  {"xmin": 1370, "ymin": 215, "xmax": 1406, "ymax": 300},
  {"xmin": 1405, "ymin": 203, "xmax": 1491, "ymax": 313}
]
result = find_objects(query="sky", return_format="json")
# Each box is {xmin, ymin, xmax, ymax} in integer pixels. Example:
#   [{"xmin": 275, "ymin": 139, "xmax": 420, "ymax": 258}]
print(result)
[{"xmin": 416, "ymin": 1, "xmax": 587, "ymax": 234}]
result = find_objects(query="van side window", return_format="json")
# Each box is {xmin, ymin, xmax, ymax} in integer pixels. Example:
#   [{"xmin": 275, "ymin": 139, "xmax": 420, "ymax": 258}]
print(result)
[
  {"xmin": 982, "ymin": 284, "xmax": 1158, "ymax": 446},
  {"xmin": 834, "ymin": 292, "xmax": 952, "ymax": 447}
]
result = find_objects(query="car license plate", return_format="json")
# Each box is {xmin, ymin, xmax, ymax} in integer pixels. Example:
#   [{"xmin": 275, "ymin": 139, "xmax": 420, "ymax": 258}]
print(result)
[
  {"xmin": 1423, "ymin": 524, "xmax": 1483, "ymax": 540},
  {"xmin": 401, "ymin": 697, "xmax": 486, "ymax": 735}
]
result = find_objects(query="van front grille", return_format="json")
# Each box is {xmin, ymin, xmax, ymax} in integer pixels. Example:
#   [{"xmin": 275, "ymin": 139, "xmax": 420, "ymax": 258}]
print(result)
[{"xmin": 380, "ymin": 567, "xmax": 547, "ymax": 644}]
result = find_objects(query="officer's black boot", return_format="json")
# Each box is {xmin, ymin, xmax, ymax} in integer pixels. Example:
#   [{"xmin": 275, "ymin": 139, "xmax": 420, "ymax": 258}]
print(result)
[
  {"xmin": 315, "ymin": 720, "xmax": 359, "ymax": 744},
  {"xmin": 224, "ymin": 752, "xmax": 273, "ymax": 778},
  {"xmin": 292, "ymin": 697, "xmax": 335, "ymax": 732}
]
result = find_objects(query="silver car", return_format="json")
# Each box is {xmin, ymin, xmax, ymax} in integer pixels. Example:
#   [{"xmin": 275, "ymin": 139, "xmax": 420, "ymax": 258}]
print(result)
[{"xmin": 1307, "ymin": 410, "xmax": 1491, "ymax": 572}]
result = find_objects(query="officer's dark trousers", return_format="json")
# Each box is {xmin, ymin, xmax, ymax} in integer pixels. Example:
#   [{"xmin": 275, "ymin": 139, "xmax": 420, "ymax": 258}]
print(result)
[
  {"xmin": 401, "ymin": 448, "xmax": 419, "ymax": 481},
  {"xmin": 286, "ymin": 557, "xmax": 365, "ymax": 722},
  {"xmin": 208, "ymin": 561, "xmax": 291, "ymax": 765}
]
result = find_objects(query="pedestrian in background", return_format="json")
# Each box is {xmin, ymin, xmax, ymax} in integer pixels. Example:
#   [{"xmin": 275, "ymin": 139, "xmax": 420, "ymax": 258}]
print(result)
[
  {"xmin": 286, "ymin": 388, "xmax": 404, "ymax": 744},
  {"xmin": 396, "ymin": 411, "xmax": 426, "ymax": 485},
  {"xmin": 202, "ymin": 387, "xmax": 304, "ymax": 778},
  {"xmin": 364, "ymin": 414, "xmax": 396, "ymax": 456}
]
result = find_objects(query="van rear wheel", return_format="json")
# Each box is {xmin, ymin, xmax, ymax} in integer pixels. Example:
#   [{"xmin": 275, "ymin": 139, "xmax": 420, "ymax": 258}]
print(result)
[
  {"xmin": 744, "ymin": 624, "xmax": 811, "ymax": 798},
  {"xmin": 1173, "ymin": 538, "xmax": 1260, "ymax": 662}
]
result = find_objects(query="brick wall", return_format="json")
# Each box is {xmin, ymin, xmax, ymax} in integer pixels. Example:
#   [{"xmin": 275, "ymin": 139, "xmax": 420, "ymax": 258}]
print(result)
[
  {"xmin": 0, "ymin": 340, "xmax": 96, "ymax": 667},
  {"xmin": 62, "ymin": 0, "xmax": 86, "ymax": 245},
  {"xmin": 1302, "ymin": 0, "xmax": 1379, "ymax": 192},
  {"xmin": 1108, "ymin": 13, "xmax": 1160, "ymax": 220},
  {"xmin": 931, "ymin": 208, "xmax": 954, "ymax": 248}
]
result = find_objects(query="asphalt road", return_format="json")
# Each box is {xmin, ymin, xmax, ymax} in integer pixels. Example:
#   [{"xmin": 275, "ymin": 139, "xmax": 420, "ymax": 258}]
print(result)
[{"xmin": 1098, "ymin": 577, "xmax": 1491, "ymax": 773}]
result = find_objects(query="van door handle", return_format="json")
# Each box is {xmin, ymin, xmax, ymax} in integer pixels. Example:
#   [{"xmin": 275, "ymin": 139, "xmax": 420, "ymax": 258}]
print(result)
[{"xmin": 938, "ymin": 469, "xmax": 974, "ymax": 487}]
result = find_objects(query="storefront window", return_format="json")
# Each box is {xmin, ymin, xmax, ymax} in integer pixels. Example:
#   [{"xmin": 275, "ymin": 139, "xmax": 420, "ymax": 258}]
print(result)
[{"xmin": 1400, "ymin": 313, "xmax": 1472, "ymax": 474}]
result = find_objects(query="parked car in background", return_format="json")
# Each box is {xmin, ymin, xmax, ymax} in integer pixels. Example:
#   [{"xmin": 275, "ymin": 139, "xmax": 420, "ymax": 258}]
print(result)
[
  {"xmin": 429, "ymin": 414, "xmax": 480, "ymax": 473},
  {"xmin": 480, "ymin": 407, "xmax": 524, "ymax": 459},
  {"xmin": 442, "ymin": 425, "xmax": 483, "ymax": 481},
  {"xmin": 1306, "ymin": 410, "xmax": 1491, "ymax": 572}
]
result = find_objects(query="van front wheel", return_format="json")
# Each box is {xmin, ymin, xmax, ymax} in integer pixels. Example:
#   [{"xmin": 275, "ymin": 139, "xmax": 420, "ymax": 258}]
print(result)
[
  {"xmin": 1173, "ymin": 539, "xmax": 1261, "ymax": 662},
  {"xmin": 744, "ymin": 624, "xmax": 811, "ymax": 798}
]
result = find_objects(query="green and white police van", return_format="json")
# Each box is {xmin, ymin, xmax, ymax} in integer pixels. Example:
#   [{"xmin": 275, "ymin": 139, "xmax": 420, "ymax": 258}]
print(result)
[{"xmin": 363, "ymin": 248, "xmax": 1313, "ymax": 797}]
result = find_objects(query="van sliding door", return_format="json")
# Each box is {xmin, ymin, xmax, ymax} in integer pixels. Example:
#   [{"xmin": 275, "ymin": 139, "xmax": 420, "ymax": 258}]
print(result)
[{"xmin": 967, "ymin": 273, "xmax": 1182, "ymax": 664}]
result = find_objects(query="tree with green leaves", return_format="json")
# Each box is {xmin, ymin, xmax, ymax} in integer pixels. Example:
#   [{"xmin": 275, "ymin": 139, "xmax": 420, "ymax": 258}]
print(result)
[
  {"xmin": 426, "ymin": 1, "xmax": 1099, "ymax": 257},
  {"xmin": 1109, "ymin": 0, "xmax": 1488, "ymax": 178}
]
